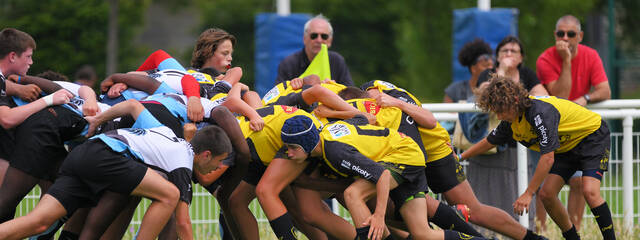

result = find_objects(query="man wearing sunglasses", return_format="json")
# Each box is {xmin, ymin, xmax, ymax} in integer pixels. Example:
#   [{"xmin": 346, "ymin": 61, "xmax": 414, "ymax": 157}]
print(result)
[
  {"xmin": 536, "ymin": 15, "xmax": 611, "ymax": 107},
  {"xmin": 535, "ymin": 14, "xmax": 611, "ymax": 234},
  {"xmin": 276, "ymin": 14, "xmax": 354, "ymax": 87}
]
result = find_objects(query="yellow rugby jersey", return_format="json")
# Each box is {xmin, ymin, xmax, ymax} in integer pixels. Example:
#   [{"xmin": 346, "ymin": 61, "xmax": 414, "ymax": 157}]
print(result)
[
  {"xmin": 361, "ymin": 80, "xmax": 422, "ymax": 106},
  {"xmin": 237, "ymin": 105, "xmax": 322, "ymax": 165},
  {"xmin": 361, "ymin": 81, "xmax": 452, "ymax": 162},
  {"xmin": 487, "ymin": 96, "xmax": 601, "ymax": 154},
  {"xmin": 262, "ymin": 81, "xmax": 346, "ymax": 106},
  {"xmin": 187, "ymin": 69, "xmax": 216, "ymax": 84},
  {"xmin": 319, "ymin": 117, "xmax": 425, "ymax": 178},
  {"xmin": 418, "ymin": 123, "xmax": 453, "ymax": 162},
  {"xmin": 344, "ymin": 98, "xmax": 426, "ymax": 154}
]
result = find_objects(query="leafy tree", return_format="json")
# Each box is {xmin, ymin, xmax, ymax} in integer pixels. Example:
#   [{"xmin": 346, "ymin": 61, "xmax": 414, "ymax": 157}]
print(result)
[{"xmin": 0, "ymin": 0, "xmax": 151, "ymax": 84}]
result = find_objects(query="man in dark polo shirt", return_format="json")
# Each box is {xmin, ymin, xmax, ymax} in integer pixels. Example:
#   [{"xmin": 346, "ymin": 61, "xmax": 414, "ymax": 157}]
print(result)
[{"xmin": 275, "ymin": 14, "xmax": 353, "ymax": 86}]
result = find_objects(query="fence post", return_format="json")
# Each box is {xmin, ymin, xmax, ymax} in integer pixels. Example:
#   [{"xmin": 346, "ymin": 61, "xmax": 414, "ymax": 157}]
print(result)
[
  {"xmin": 517, "ymin": 144, "xmax": 529, "ymax": 227},
  {"xmin": 622, "ymin": 115, "xmax": 633, "ymax": 229}
]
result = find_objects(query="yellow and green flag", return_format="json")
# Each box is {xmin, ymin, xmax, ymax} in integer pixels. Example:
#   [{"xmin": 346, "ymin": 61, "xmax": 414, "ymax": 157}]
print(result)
[{"xmin": 299, "ymin": 44, "xmax": 331, "ymax": 81}]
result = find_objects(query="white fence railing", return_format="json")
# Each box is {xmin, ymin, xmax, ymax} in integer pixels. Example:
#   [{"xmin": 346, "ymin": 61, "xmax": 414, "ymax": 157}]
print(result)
[{"xmin": 15, "ymin": 99, "xmax": 640, "ymax": 236}]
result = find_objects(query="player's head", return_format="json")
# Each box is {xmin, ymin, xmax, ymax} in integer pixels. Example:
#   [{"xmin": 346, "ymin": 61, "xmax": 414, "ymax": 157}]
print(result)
[
  {"xmin": 281, "ymin": 115, "xmax": 319, "ymax": 162},
  {"xmin": 0, "ymin": 28, "xmax": 36, "ymax": 76},
  {"xmin": 190, "ymin": 125, "xmax": 232, "ymax": 174},
  {"xmin": 338, "ymin": 86, "xmax": 369, "ymax": 100},
  {"xmin": 191, "ymin": 28, "xmax": 236, "ymax": 72},
  {"xmin": 476, "ymin": 74, "xmax": 531, "ymax": 122}
]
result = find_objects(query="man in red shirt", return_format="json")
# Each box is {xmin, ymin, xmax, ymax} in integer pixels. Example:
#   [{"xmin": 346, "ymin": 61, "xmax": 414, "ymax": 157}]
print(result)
[
  {"xmin": 535, "ymin": 15, "xmax": 611, "ymax": 233},
  {"xmin": 536, "ymin": 15, "xmax": 611, "ymax": 106}
]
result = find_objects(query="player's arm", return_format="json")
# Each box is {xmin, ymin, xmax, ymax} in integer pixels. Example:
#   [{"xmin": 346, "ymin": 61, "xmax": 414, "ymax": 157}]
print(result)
[
  {"xmin": 224, "ymin": 83, "xmax": 264, "ymax": 131},
  {"xmin": 514, "ymin": 151, "xmax": 554, "ymax": 215},
  {"xmin": 375, "ymin": 92, "xmax": 436, "ymax": 129},
  {"xmin": 208, "ymin": 106, "xmax": 250, "ymax": 203},
  {"xmin": 0, "ymin": 88, "xmax": 72, "ymax": 129},
  {"xmin": 78, "ymin": 85, "xmax": 100, "ymax": 116},
  {"xmin": 84, "ymin": 99, "xmax": 145, "ymax": 136},
  {"xmin": 175, "ymin": 201, "xmax": 193, "ymax": 240},
  {"xmin": 100, "ymin": 73, "xmax": 161, "ymax": 95},
  {"xmin": 458, "ymin": 138, "xmax": 495, "ymax": 160},
  {"xmin": 11, "ymin": 74, "xmax": 62, "ymax": 94}
]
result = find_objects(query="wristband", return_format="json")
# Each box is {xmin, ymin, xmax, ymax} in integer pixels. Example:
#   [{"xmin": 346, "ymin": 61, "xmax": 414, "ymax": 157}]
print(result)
[
  {"xmin": 583, "ymin": 94, "xmax": 591, "ymax": 103},
  {"xmin": 42, "ymin": 94, "xmax": 54, "ymax": 106},
  {"xmin": 457, "ymin": 153, "xmax": 463, "ymax": 161}
]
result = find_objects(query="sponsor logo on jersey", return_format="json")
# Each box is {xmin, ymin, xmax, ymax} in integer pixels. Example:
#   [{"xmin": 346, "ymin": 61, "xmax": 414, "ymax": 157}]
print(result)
[
  {"xmin": 281, "ymin": 105, "xmax": 298, "ymax": 113},
  {"xmin": 340, "ymin": 160, "xmax": 351, "ymax": 169},
  {"xmin": 351, "ymin": 164, "xmax": 371, "ymax": 179},
  {"xmin": 534, "ymin": 114, "xmax": 542, "ymax": 126},
  {"xmin": 363, "ymin": 101, "xmax": 379, "ymax": 115},
  {"xmin": 262, "ymin": 86, "xmax": 280, "ymax": 103},
  {"xmin": 327, "ymin": 124, "xmax": 351, "ymax": 138},
  {"xmin": 538, "ymin": 125, "xmax": 548, "ymax": 146}
]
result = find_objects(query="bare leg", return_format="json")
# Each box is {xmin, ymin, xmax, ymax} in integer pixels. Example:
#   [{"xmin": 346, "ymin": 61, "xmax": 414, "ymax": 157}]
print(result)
[
  {"xmin": 79, "ymin": 191, "xmax": 132, "ymax": 239},
  {"xmin": 538, "ymin": 174, "xmax": 573, "ymax": 232},
  {"xmin": 228, "ymin": 181, "xmax": 259, "ymax": 240},
  {"xmin": 534, "ymin": 192, "xmax": 547, "ymax": 232},
  {"xmin": 443, "ymin": 180, "xmax": 528, "ymax": 239},
  {"xmin": 398, "ymin": 198, "xmax": 443, "ymax": 240},
  {"xmin": 0, "ymin": 166, "xmax": 40, "ymax": 222},
  {"xmin": 0, "ymin": 159, "xmax": 8, "ymax": 186},
  {"xmin": 567, "ymin": 177, "xmax": 585, "ymax": 231},
  {"xmin": 293, "ymin": 186, "xmax": 355, "ymax": 239},
  {"xmin": 280, "ymin": 186, "xmax": 327, "ymax": 240},
  {"xmin": 0, "ymin": 194, "xmax": 67, "ymax": 240},
  {"xmin": 99, "ymin": 196, "xmax": 141, "ymax": 240},
  {"xmin": 129, "ymin": 168, "xmax": 180, "ymax": 240},
  {"xmin": 62, "ymin": 208, "xmax": 89, "ymax": 235}
]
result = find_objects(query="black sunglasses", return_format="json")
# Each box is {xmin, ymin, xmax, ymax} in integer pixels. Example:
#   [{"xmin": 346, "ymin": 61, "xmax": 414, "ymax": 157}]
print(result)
[
  {"xmin": 310, "ymin": 33, "xmax": 329, "ymax": 40},
  {"xmin": 555, "ymin": 30, "xmax": 577, "ymax": 38}
]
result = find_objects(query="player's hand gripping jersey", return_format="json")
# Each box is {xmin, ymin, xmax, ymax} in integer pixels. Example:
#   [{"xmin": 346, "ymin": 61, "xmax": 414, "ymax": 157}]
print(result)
[{"xmin": 361, "ymin": 80, "xmax": 452, "ymax": 162}]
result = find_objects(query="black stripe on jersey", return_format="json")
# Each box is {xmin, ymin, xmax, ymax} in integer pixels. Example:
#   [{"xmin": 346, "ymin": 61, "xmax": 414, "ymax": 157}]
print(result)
[
  {"xmin": 343, "ymin": 115, "xmax": 369, "ymax": 126},
  {"xmin": 105, "ymin": 131, "xmax": 130, "ymax": 146},
  {"xmin": 354, "ymin": 125, "xmax": 389, "ymax": 137},
  {"xmin": 256, "ymin": 106, "xmax": 276, "ymax": 118},
  {"xmin": 162, "ymin": 70, "xmax": 188, "ymax": 76},
  {"xmin": 383, "ymin": 90, "xmax": 418, "ymax": 105},
  {"xmin": 148, "ymin": 129, "xmax": 181, "ymax": 143}
]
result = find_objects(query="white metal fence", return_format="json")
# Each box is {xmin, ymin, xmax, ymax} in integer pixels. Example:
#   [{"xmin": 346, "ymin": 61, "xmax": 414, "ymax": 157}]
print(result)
[{"xmin": 14, "ymin": 100, "xmax": 640, "ymax": 236}]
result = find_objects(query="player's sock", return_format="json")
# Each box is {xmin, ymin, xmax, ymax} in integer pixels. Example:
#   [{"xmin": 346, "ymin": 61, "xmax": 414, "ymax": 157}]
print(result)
[
  {"xmin": 429, "ymin": 202, "xmax": 484, "ymax": 237},
  {"xmin": 561, "ymin": 225, "xmax": 580, "ymax": 240},
  {"xmin": 443, "ymin": 230, "xmax": 487, "ymax": 239},
  {"xmin": 58, "ymin": 230, "xmax": 80, "ymax": 240},
  {"xmin": 269, "ymin": 212, "xmax": 298, "ymax": 240},
  {"xmin": 523, "ymin": 229, "xmax": 547, "ymax": 240},
  {"xmin": 218, "ymin": 211, "xmax": 233, "ymax": 240},
  {"xmin": 591, "ymin": 202, "xmax": 616, "ymax": 240},
  {"xmin": 355, "ymin": 226, "xmax": 370, "ymax": 240}
]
